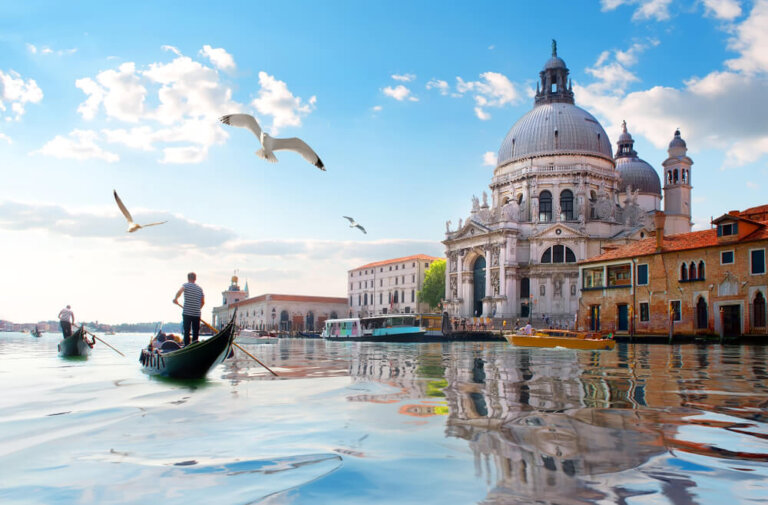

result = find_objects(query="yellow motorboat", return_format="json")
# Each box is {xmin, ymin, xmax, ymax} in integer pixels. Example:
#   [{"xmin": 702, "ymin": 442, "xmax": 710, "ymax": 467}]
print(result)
[{"xmin": 504, "ymin": 328, "xmax": 615, "ymax": 350}]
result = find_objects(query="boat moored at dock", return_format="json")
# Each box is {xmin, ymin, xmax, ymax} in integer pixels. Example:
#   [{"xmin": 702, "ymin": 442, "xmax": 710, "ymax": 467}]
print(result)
[
  {"xmin": 322, "ymin": 315, "xmax": 427, "ymax": 342},
  {"xmin": 504, "ymin": 328, "xmax": 615, "ymax": 350}
]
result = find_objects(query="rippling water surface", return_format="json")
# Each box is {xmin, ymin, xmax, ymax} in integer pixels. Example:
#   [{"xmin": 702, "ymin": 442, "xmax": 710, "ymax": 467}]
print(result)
[{"xmin": 1, "ymin": 332, "xmax": 767, "ymax": 504}]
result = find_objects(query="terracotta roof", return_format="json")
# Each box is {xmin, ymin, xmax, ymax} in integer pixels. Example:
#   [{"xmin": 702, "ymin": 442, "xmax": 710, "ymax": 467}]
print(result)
[
  {"xmin": 582, "ymin": 221, "xmax": 768, "ymax": 264},
  {"xmin": 232, "ymin": 294, "xmax": 347, "ymax": 307},
  {"xmin": 352, "ymin": 254, "xmax": 443, "ymax": 271}
]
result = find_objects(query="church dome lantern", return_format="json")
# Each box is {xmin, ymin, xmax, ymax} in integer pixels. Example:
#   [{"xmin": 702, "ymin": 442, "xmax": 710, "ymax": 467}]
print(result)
[
  {"xmin": 615, "ymin": 121, "xmax": 661, "ymax": 195},
  {"xmin": 497, "ymin": 41, "xmax": 613, "ymax": 167}
]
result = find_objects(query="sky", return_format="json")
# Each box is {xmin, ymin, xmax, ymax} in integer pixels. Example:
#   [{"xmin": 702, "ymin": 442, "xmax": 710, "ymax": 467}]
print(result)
[{"xmin": 1, "ymin": 0, "xmax": 767, "ymax": 324}]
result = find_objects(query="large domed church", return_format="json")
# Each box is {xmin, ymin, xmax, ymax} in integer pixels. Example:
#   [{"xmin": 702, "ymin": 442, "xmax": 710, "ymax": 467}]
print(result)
[{"xmin": 443, "ymin": 43, "xmax": 693, "ymax": 324}]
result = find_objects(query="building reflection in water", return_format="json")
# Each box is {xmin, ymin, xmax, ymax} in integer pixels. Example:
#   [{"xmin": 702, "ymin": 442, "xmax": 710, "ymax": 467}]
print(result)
[
  {"xmin": 345, "ymin": 342, "xmax": 768, "ymax": 504},
  {"xmin": 220, "ymin": 340, "xmax": 768, "ymax": 503}
]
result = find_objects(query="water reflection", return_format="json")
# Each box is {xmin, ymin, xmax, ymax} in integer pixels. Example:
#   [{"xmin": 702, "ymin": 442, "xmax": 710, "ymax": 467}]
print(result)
[{"xmin": 332, "ymin": 341, "xmax": 768, "ymax": 504}]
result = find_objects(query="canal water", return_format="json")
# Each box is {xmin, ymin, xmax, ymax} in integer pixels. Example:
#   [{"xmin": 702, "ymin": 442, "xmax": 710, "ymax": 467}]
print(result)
[{"xmin": 1, "ymin": 332, "xmax": 767, "ymax": 504}]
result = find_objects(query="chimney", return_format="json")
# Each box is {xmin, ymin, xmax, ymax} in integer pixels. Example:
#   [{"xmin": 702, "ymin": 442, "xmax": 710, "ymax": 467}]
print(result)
[{"xmin": 654, "ymin": 211, "xmax": 666, "ymax": 252}]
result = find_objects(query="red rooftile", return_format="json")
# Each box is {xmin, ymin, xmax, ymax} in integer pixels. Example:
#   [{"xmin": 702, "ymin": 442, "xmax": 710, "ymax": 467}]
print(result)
[{"xmin": 352, "ymin": 254, "xmax": 443, "ymax": 271}]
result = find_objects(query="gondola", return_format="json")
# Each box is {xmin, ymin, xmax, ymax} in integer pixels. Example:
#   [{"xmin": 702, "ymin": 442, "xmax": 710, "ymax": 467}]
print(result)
[
  {"xmin": 31, "ymin": 326, "xmax": 42, "ymax": 338},
  {"xmin": 58, "ymin": 326, "xmax": 93, "ymax": 357},
  {"xmin": 139, "ymin": 319, "xmax": 236, "ymax": 379}
]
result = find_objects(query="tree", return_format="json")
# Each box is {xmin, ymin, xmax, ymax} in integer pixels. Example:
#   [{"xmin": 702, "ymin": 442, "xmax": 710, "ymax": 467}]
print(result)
[{"xmin": 418, "ymin": 259, "xmax": 446, "ymax": 310}]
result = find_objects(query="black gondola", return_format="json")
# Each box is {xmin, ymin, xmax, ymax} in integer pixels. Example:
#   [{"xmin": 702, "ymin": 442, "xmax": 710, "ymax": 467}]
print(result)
[
  {"xmin": 139, "ymin": 320, "xmax": 236, "ymax": 379},
  {"xmin": 58, "ymin": 327, "xmax": 92, "ymax": 357},
  {"xmin": 31, "ymin": 326, "xmax": 42, "ymax": 338}
]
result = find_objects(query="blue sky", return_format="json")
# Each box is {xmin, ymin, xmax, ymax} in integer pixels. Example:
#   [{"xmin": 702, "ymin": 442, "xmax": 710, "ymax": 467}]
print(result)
[{"xmin": 1, "ymin": 0, "xmax": 767, "ymax": 323}]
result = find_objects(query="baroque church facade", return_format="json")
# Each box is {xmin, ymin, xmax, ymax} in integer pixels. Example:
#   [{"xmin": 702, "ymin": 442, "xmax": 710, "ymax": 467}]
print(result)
[{"xmin": 443, "ymin": 44, "xmax": 693, "ymax": 324}]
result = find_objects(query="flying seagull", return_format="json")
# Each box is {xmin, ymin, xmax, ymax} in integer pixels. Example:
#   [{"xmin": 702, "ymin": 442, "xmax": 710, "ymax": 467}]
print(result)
[
  {"xmin": 113, "ymin": 190, "xmax": 167, "ymax": 233},
  {"xmin": 219, "ymin": 113, "xmax": 325, "ymax": 171},
  {"xmin": 343, "ymin": 216, "xmax": 367, "ymax": 234}
]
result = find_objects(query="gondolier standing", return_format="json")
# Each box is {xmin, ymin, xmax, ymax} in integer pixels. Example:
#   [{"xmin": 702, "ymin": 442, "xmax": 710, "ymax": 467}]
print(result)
[
  {"xmin": 58, "ymin": 305, "xmax": 75, "ymax": 338},
  {"xmin": 174, "ymin": 272, "xmax": 205, "ymax": 346}
]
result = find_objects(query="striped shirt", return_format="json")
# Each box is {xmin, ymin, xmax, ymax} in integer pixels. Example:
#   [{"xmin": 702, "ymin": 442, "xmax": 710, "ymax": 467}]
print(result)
[
  {"xmin": 182, "ymin": 282, "xmax": 204, "ymax": 317},
  {"xmin": 58, "ymin": 308, "xmax": 73, "ymax": 322}
]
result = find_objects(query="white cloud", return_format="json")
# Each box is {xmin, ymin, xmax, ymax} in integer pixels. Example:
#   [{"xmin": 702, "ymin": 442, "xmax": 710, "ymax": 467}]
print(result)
[
  {"xmin": 383, "ymin": 84, "xmax": 418, "ymax": 102},
  {"xmin": 488, "ymin": 45, "xmax": 495, "ymax": 50},
  {"xmin": 702, "ymin": 0, "xmax": 742, "ymax": 20},
  {"xmin": 0, "ymin": 70, "xmax": 43, "ymax": 120},
  {"xmin": 372, "ymin": 105, "xmax": 382, "ymax": 112},
  {"xmin": 746, "ymin": 181, "xmax": 759, "ymax": 189},
  {"xmin": 35, "ymin": 129, "xmax": 119, "ymax": 162},
  {"xmin": 161, "ymin": 45, "xmax": 182, "ymax": 56},
  {"xmin": 0, "ymin": 133, "xmax": 11, "ymax": 144},
  {"xmin": 26, "ymin": 43, "xmax": 77, "ymax": 56},
  {"xmin": 583, "ymin": 39, "xmax": 658, "ymax": 95},
  {"xmin": 426, "ymin": 79, "xmax": 449, "ymax": 95},
  {"xmin": 199, "ymin": 45, "xmax": 236, "ymax": 71},
  {"xmin": 577, "ymin": 3, "xmax": 768, "ymax": 168},
  {"xmin": 482, "ymin": 151, "xmax": 497, "ymax": 166},
  {"xmin": 600, "ymin": 0, "xmax": 673, "ymax": 21},
  {"xmin": 250, "ymin": 71, "xmax": 317, "ymax": 133},
  {"xmin": 725, "ymin": 0, "xmax": 768, "ymax": 74},
  {"xmin": 48, "ymin": 46, "xmax": 243, "ymax": 164},
  {"xmin": 455, "ymin": 71, "xmax": 521, "ymax": 120},
  {"xmin": 391, "ymin": 73, "xmax": 415, "ymax": 82}
]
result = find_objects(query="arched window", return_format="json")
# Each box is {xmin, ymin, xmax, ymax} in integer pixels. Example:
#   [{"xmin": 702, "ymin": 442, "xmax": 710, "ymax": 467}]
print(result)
[
  {"xmin": 696, "ymin": 297, "xmax": 708, "ymax": 329},
  {"xmin": 698, "ymin": 261, "xmax": 705, "ymax": 280},
  {"xmin": 754, "ymin": 291, "xmax": 766, "ymax": 328},
  {"xmin": 559, "ymin": 190, "xmax": 574, "ymax": 220},
  {"xmin": 394, "ymin": 291, "xmax": 399, "ymax": 303},
  {"xmin": 539, "ymin": 191, "xmax": 552, "ymax": 222},
  {"xmin": 673, "ymin": 169, "xmax": 679, "ymax": 183},
  {"xmin": 589, "ymin": 191, "xmax": 597, "ymax": 219},
  {"xmin": 517, "ymin": 194, "xmax": 523, "ymax": 205},
  {"xmin": 540, "ymin": 245, "xmax": 576, "ymax": 264},
  {"xmin": 667, "ymin": 171, "xmax": 672, "ymax": 184},
  {"xmin": 680, "ymin": 263, "xmax": 688, "ymax": 281},
  {"xmin": 689, "ymin": 262, "xmax": 696, "ymax": 280},
  {"xmin": 363, "ymin": 293, "xmax": 368, "ymax": 305}
]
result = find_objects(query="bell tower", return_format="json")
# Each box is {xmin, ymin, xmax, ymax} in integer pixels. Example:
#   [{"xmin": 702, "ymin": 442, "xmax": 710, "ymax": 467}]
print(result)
[
  {"xmin": 222, "ymin": 271, "xmax": 247, "ymax": 306},
  {"xmin": 534, "ymin": 39, "xmax": 574, "ymax": 106},
  {"xmin": 662, "ymin": 129, "xmax": 693, "ymax": 235}
]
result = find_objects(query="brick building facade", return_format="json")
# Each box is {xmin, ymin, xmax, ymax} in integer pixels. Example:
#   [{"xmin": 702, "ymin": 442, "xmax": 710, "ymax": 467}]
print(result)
[{"xmin": 577, "ymin": 208, "xmax": 768, "ymax": 338}]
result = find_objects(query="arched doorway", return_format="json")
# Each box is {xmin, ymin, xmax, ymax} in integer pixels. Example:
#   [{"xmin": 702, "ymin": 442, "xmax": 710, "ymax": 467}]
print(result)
[
  {"xmin": 306, "ymin": 311, "xmax": 315, "ymax": 331},
  {"xmin": 280, "ymin": 310, "xmax": 290, "ymax": 331},
  {"xmin": 696, "ymin": 297, "xmax": 708, "ymax": 329},
  {"xmin": 473, "ymin": 256, "xmax": 486, "ymax": 316},
  {"xmin": 520, "ymin": 277, "xmax": 530, "ymax": 317}
]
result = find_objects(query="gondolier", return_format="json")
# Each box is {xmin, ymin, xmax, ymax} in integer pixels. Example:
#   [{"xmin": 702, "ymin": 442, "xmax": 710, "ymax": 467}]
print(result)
[
  {"xmin": 174, "ymin": 272, "xmax": 205, "ymax": 346},
  {"xmin": 58, "ymin": 305, "xmax": 75, "ymax": 338}
]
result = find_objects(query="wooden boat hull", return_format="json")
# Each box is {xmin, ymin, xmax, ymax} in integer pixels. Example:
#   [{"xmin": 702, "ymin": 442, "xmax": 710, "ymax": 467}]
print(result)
[
  {"xmin": 505, "ymin": 333, "xmax": 615, "ymax": 350},
  {"xmin": 58, "ymin": 328, "xmax": 91, "ymax": 357},
  {"xmin": 139, "ymin": 322, "xmax": 236, "ymax": 379}
]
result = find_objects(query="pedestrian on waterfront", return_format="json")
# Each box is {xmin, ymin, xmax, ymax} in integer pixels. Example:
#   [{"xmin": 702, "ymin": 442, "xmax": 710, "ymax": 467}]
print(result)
[
  {"xmin": 58, "ymin": 305, "xmax": 75, "ymax": 338},
  {"xmin": 173, "ymin": 272, "xmax": 205, "ymax": 346}
]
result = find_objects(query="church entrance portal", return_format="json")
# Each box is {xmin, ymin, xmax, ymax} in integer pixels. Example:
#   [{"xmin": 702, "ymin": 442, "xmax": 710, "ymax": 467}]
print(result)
[{"xmin": 473, "ymin": 256, "xmax": 486, "ymax": 316}]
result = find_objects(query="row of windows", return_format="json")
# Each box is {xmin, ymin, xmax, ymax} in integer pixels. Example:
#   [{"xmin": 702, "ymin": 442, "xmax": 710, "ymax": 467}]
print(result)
[
  {"xmin": 538, "ymin": 189, "xmax": 574, "ymax": 222},
  {"xmin": 351, "ymin": 274, "xmax": 419, "ymax": 290},
  {"xmin": 351, "ymin": 290, "xmax": 416, "ymax": 306},
  {"xmin": 351, "ymin": 262, "xmax": 431, "ymax": 277},
  {"xmin": 587, "ymin": 250, "xmax": 766, "ymax": 289}
]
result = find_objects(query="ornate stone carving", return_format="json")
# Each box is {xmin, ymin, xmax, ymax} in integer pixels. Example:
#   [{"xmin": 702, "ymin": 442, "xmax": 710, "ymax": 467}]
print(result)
[
  {"xmin": 449, "ymin": 252, "xmax": 458, "ymax": 272},
  {"xmin": 450, "ymin": 276, "xmax": 458, "ymax": 299},
  {"xmin": 491, "ymin": 270, "xmax": 500, "ymax": 295},
  {"xmin": 502, "ymin": 199, "xmax": 518, "ymax": 221},
  {"xmin": 594, "ymin": 191, "xmax": 613, "ymax": 220},
  {"xmin": 445, "ymin": 220, "xmax": 452, "ymax": 233},
  {"xmin": 471, "ymin": 195, "xmax": 480, "ymax": 212},
  {"xmin": 481, "ymin": 191, "xmax": 488, "ymax": 208},
  {"xmin": 491, "ymin": 245, "xmax": 500, "ymax": 266}
]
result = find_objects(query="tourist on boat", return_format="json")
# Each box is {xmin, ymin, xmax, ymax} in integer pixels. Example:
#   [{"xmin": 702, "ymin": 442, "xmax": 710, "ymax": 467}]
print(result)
[
  {"xmin": 57, "ymin": 305, "xmax": 75, "ymax": 338},
  {"xmin": 173, "ymin": 272, "xmax": 205, "ymax": 346},
  {"xmin": 523, "ymin": 322, "xmax": 533, "ymax": 335}
]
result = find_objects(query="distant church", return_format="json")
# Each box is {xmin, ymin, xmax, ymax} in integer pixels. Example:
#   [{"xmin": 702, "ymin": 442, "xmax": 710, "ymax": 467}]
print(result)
[{"xmin": 443, "ymin": 42, "xmax": 693, "ymax": 324}]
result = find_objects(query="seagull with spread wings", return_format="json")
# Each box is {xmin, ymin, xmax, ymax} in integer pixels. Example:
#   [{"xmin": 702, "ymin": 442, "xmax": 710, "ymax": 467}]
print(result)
[
  {"xmin": 343, "ymin": 216, "xmax": 367, "ymax": 234},
  {"xmin": 219, "ymin": 113, "xmax": 325, "ymax": 170},
  {"xmin": 113, "ymin": 190, "xmax": 167, "ymax": 233}
]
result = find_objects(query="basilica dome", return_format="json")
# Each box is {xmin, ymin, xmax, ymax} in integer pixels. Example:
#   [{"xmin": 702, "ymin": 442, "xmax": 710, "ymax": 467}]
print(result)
[{"xmin": 497, "ymin": 102, "xmax": 614, "ymax": 166}]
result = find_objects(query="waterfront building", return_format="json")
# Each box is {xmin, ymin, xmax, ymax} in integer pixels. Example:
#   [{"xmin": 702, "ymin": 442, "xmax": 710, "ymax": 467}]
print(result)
[
  {"xmin": 578, "ymin": 208, "xmax": 768, "ymax": 337},
  {"xmin": 211, "ymin": 274, "xmax": 347, "ymax": 331},
  {"xmin": 443, "ymin": 43, "xmax": 692, "ymax": 323},
  {"xmin": 348, "ymin": 254, "xmax": 443, "ymax": 317}
]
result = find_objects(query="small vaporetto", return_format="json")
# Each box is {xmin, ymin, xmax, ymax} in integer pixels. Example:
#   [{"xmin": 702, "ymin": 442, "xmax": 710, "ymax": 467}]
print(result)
[{"xmin": 321, "ymin": 315, "xmax": 427, "ymax": 342}]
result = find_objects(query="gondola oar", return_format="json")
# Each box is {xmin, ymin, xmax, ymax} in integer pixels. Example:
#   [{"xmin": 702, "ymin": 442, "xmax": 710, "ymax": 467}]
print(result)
[
  {"xmin": 199, "ymin": 318, "xmax": 279, "ymax": 377},
  {"xmin": 75, "ymin": 325, "xmax": 126, "ymax": 357}
]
